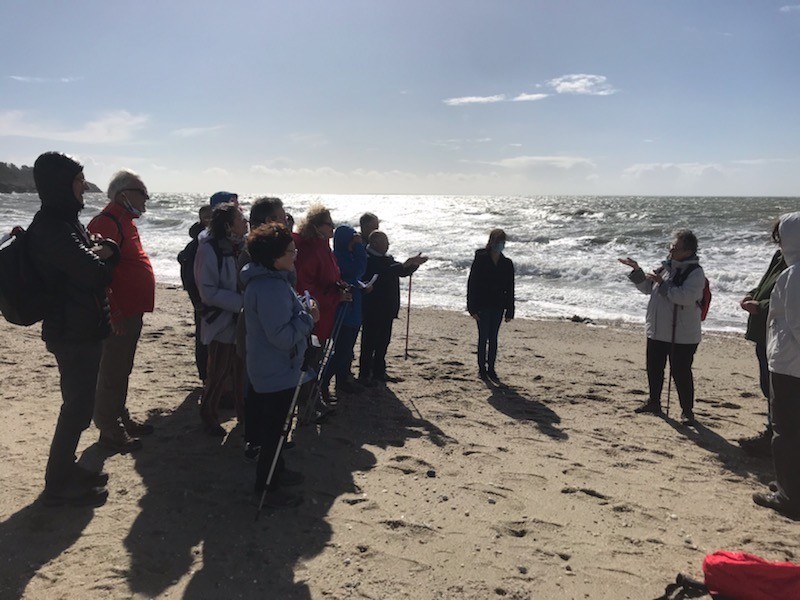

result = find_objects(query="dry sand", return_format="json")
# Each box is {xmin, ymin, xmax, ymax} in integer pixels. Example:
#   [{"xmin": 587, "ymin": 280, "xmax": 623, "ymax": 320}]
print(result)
[{"xmin": 0, "ymin": 284, "xmax": 797, "ymax": 599}]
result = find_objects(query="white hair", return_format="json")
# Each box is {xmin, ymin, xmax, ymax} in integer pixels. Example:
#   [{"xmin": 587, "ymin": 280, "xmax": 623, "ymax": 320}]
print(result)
[{"xmin": 107, "ymin": 169, "xmax": 144, "ymax": 201}]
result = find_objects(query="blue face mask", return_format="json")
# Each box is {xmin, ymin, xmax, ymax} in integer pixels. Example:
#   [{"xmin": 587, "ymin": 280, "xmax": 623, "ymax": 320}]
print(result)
[
  {"xmin": 493, "ymin": 242, "xmax": 505, "ymax": 253},
  {"xmin": 123, "ymin": 198, "xmax": 143, "ymax": 218}
]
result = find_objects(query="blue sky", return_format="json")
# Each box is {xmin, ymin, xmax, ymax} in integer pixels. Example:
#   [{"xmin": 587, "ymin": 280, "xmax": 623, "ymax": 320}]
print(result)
[{"xmin": 1, "ymin": 1, "xmax": 799, "ymax": 196}]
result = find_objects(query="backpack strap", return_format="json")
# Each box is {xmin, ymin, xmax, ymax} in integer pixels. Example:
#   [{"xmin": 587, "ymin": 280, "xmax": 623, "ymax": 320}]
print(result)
[{"xmin": 97, "ymin": 211, "xmax": 125, "ymax": 249}]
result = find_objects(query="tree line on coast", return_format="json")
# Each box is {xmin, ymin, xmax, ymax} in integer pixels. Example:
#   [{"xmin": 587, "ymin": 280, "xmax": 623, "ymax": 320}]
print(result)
[{"xmin": 0, "ymin": 162, "xmax": 101, "ymax": 193}]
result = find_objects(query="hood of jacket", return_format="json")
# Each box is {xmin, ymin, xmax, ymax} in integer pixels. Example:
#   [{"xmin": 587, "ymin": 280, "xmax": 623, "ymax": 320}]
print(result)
[
  {"xmin": 779, "ymin": 212, "xmax": 800, "ymax": 267},
  {"xmin": 33, "ymin": 152, "xmax": 84, "ymax": 218},
  {"xmin": 189, "ymin": 221, "xmax": 205, "ymax": 240},
  {"xmin": 333, "ymin": 225, "xmax": 357, "ymax": 260},
  {"xmin": 239, "ymin": 261, "xmax": 294, "ymax": 287}
]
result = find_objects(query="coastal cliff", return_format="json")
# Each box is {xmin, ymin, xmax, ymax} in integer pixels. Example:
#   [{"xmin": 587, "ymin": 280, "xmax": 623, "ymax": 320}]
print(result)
[{"xmin": 0, "ymin": 161, "xmax": 101, "ymax": 193}]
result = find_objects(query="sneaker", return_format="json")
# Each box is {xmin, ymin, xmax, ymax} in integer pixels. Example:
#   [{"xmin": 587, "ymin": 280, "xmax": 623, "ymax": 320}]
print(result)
[
  {"xmin": 99, "ymin": 430, "xmax": 143, "ymax": 453},
  {"xmin": 243, "ymin": 443, "xmax": 260, "ymax": 463},
  {"xmin": 680, "ymin": 412, "xmax": 697, "ymax": 426},
  {"xmin": 41, "ymin": 485, "xmax": 109, "ymax": 508},
  {"xmin": 277, "ymin": 468, "xmax": 305, "ymax": 487},
  {"xmin": 123, "ymin": 415, "xmax": 154, "ymax": 436},
  {"xmin": 634, "ymin": 401, "xmax": 662, "ymax": 415},
  {"xmin": 254, "ymin": 489, "xmax": 303, "ymax": 509},
  {"xmin": 752, "ymin": 490, "xmax": 800, "ymax": 518},
  {"xmin": 487, "ymin": 369, "xmax": 500, "ymax": 382},
  {"xmin": 769, "ymin": 480, "xmax": 779, "ymax": 492},
  {"xmin": 71, "ymin": 463, "xmax": 109, "ymax": 488}
]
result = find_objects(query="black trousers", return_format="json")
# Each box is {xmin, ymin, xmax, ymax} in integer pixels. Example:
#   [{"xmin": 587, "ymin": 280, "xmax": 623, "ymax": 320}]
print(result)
[
  {"xmin": 771, "ymin": 371, "xmax": 800, "ymax": 509},
  {"xmin": 360, "ymin": 316, "xmax": 393, "ymax": 379},
  {"xmin": 45, "ymin": 339, "xmax": 103, "ymax": 491},
  {"xmin": 646, "ymin": 338, "xmax": 698, "ymax": 414},
  {"xmin": 249, "ymin": 385, "xmax": 295, "ymax": 493},
  {"xmin": 194, "ymin": 309, "xmax": 208, "ymax": 382}
]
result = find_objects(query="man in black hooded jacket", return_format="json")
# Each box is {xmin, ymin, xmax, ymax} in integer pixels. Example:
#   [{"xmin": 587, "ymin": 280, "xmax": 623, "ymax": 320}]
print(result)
[{"xmin": 27, "ymin": 152, "xmax": 120, "ymax": 507}]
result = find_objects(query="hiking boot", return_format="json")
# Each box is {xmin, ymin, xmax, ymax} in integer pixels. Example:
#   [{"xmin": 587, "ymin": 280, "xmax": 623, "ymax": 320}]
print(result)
[
  {"xmin": 634, "ymin": 401, "xmax": 662, "ymax": 415},
  {"xmin": 254, "ymin": 489, "xmax": 303, "ymax": 509},
  {"xmin": 680, "ymin": 412, "xmax": 697, "ymax": 426},
  {"xmin": 99, "ymin": 430, "xmax": 143, "ymax": 454},
  {"xmin": 243, "ymin": 443, "xmax": 260, "ymax": 464},
  {"xmin": 769, "ymin": 480, "xmax": 779, "ymax": 492},
  {"xmin": 41, "ymin": 485, "xmax": 109, "ymax": 508},
  {"xmin": 71, "ymin": 463, "xmax": 109, "ymax": 488},
  {"xmin": 487, "ymin": 369, "xmax": 500, "ymax": 382},
  {"xmin": 123, "ymin": 415, "xmax": 154, "ymax": 436},
  {"xmin": 752, "ymin": 491, "xmax": 800, "ymax": 518},
  {"xmin": 277, "ymin": 468, "xmax": 305, "ymax": 487}
]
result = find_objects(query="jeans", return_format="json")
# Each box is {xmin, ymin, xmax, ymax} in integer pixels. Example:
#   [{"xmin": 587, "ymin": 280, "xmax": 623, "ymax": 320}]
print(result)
[
  {"xmin": 476, "ymin": 309, "xmax": 504, "ymax": 373},
  {"xmin": 45, "ymin": 340, "xmax": 104, "ymax": 491},
  {"xmin": 646, "ymin": 338, "xmax": 699, "ymax": 414}
]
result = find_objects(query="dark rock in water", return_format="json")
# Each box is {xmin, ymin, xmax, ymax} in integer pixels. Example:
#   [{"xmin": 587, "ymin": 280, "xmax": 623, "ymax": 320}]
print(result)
[{"xmin": 570, "ymin": 315, "xmax": 594, "ymax": 324}]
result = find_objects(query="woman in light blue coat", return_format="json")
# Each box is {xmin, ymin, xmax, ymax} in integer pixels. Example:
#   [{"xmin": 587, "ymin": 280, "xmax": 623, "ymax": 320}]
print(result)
[{"xmin": 241, "ymin": 222, "xmax": 319, "ymax": 508}]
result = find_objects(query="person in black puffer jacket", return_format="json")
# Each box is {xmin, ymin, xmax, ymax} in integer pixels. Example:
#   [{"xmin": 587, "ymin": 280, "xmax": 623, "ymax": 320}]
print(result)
[
  {"xmin": 27, "ymin": 152, "xmax": 120, "ymax": 507},
  {"xmin": 467, "ymin": 228, "xmax": 515, "ymax": 382}
]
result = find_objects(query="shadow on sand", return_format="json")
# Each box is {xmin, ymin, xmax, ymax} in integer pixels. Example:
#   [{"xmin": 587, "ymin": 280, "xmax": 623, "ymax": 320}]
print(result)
[
  {"xmin": 119, "ymin": 378, "xmax": 454, "ymax": 598},
  {"xmin": 485, "ymin": 380, "xmax": 568, "ymax": 441}
]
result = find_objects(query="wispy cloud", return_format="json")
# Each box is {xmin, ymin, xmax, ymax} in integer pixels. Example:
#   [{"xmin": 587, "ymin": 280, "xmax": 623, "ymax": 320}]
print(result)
[
  {"xmin": 547, "ymin": 74, "xmax": 618, "ymax": 96},
  {"xmin": 487, "ymin": 155, "xmax": 596, "ymax": 170},
  {"xmin": 622, "ymin": 162, "xmax": 723, "ymax": 178},
  {"xmin": 171, "ymin": 125, "xmax": 225, "ymax": 137},
  {"xmin": 203, "ymin": 167, "xmax": 230, "ymax": 177},
  {"xmin": 512, "ymin": 93, "xmax": 549, "ymax": 102},
  {"xmin": 731, "ymin": 157, "xmax": 797, "ymax": 166},
  {"xmin": 0, "ymin": 110, "xmax": 148, "ymax": 143},
  {"xmin": 779, "ymin": 4, "xmax": 800, "ymax": 12},
  {"xmin": 428, "ymin": 137, "xmax": 492, "ymax": 150},
  {"xmin": 9, "ymin": 75, "xmax": 83, "ymax": 83},
  {"xmin": 443, "ymin": 95, "xmax": 506, "ymax": 106},
  {"xmin": 287, "ymin": 132, "xmax": 329, "ymax": 148}
]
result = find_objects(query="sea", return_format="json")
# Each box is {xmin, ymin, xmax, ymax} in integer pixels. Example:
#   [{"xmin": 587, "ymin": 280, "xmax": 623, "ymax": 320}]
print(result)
[{"xmin": 2, "ymin": 193, "xmax": 799, "ymax": 333}]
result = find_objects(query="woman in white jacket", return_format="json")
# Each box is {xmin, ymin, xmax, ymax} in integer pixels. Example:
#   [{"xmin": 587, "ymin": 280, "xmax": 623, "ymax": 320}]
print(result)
[
  {"xmin": 753, "ymin": 212, "xmax": 800, "ymax": 518},
  {"xmin": 194, "ymin": 203, "xmax": 248, "ymax": 436},
  {"xmin": 619, "ymin": 230, "xmax": 705, "ymax": 425}
]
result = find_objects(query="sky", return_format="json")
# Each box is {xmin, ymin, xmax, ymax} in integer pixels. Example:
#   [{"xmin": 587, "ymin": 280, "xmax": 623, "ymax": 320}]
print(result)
[{"xmin": 1, "ymin": 0, "xmax": 799, "ymax": 196}]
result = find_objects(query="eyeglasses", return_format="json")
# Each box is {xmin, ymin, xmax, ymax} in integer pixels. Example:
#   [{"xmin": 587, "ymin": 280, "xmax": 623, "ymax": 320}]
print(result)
[{"xmin": 122, "ymin": 188, "xmax": 150, "ymax": 200}]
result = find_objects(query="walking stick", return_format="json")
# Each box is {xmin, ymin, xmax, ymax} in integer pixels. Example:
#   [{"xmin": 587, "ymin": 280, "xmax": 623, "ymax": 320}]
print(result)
[
  {"xmin": 666, "ymin": 304, "xmax": 677, "ymax": 417},
  {"xmin": 255, "ymin": 366, "xmax": 307, "ymax": 520},
  {"xmin": 404, "ymin": 274, "xmax": 412, "ymax": 360},
  {"xmin": 300, "ymin": 301, "xmax": 349, "ymax": 424}
]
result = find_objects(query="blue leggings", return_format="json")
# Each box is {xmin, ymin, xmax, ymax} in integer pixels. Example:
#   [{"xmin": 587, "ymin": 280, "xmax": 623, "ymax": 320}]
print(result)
[{"xmin": 476, "ymin": 309, "xmax": 504, "ymax": 372}]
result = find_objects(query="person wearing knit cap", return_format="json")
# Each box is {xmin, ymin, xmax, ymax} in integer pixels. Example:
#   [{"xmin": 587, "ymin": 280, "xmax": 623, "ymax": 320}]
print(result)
[{"xmin": 26, "ymin": 152, "xmax": 121, "ymax": 507}]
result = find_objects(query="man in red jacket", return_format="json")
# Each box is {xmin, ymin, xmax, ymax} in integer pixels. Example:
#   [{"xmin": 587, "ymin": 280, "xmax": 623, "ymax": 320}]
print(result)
[{"xmin": 87, "ymin": 170, "xmax": 156, "ymax": 453}]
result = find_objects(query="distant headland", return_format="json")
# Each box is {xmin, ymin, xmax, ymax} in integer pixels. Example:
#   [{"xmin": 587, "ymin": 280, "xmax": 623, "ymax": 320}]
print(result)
[{"xmin": 0, "ymin": 162, "xmax": 101, "ymax": 193}]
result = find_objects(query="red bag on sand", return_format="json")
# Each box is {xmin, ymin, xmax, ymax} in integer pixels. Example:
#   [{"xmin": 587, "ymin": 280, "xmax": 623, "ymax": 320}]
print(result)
[{"xmin": 703, "ymin": 550, "xmax": 800, "ymax": 599}]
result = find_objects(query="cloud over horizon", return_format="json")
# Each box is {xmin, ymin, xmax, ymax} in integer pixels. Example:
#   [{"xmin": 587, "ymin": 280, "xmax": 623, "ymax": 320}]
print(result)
[{"xmin": 0, "ymin": 110, "xmax": 148, "ymax": 144}]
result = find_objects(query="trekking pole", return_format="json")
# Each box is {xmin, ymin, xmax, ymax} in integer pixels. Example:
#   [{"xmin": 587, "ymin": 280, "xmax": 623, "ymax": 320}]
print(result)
[
  {"xmin": 255, "ymin": 366, "xmax": 307, "ymax": 520},
  {"xmin": 301, "ymin": 302, "xmax": 349, "ymax": 424},
  {"xmin": 666, "ymin": 304, "xmax": 677, "ymax": 418},
  {"xmin": 404, "ymin": 274, "xmax": 412, "ymax": 360}
]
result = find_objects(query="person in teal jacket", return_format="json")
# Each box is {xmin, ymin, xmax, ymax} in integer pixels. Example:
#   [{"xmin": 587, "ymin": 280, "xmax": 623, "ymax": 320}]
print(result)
[{"xmin": 738, "ymin": 220, "xmax": 787, "ymax": 456}]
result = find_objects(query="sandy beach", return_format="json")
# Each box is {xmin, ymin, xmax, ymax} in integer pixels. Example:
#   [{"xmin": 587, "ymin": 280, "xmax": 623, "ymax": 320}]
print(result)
[{"xmin": 0, "ymin": 284, "xmax": 797, "ymax": 599}]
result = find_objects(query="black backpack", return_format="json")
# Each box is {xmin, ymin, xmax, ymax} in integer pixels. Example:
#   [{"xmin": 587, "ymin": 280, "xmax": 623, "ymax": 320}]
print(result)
[
  {"xmin": 0, "ymin": 225, "xmax": 49, "ymax": 326},
  {"xmin": 177, "ymin": 236, "xmax": 225, "ymax": 308}
]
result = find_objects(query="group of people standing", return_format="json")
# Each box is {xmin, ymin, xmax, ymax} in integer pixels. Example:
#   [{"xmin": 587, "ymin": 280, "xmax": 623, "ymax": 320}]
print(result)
[
  {"xmin": 180, "ymin": 200, "xmax": 428, "ymax": 506},
  {"xmin": 18, "ymin": 150, "xmax": 800, "ymax": 521}
]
